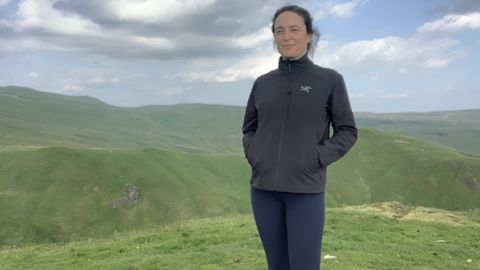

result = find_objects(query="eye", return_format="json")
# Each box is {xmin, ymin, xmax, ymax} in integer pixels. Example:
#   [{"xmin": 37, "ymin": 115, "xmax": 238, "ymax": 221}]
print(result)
[{"xmin": 275, "ymin": 29, "xmax": 284, "ymax": 34}]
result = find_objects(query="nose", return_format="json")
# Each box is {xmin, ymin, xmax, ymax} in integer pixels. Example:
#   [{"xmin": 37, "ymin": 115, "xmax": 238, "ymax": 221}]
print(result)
[{"xmin": 283, "ymin": 30, "xmax": 292, "ymax": 40}]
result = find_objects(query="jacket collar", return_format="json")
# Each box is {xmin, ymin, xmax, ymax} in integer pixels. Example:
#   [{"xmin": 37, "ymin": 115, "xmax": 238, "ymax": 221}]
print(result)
[{"xmin": 278, "ymin": 53, "xmax": 313, "ymax": 72}]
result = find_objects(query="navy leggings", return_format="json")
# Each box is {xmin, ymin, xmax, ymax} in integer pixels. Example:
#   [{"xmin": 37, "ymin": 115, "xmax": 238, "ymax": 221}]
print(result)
[{"xmin": 251, "ymin": 187, "xmax": 325, "ymax": 270}]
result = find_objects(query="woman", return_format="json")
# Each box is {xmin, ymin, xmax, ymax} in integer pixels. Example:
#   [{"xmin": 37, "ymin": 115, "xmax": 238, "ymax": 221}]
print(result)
[{"xmin": 242, "ymin": 4, "xmax": 357, "ymax": 270}]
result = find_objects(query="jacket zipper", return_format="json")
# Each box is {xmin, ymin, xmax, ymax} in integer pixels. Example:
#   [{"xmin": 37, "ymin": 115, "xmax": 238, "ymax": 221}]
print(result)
[{"xmin": 274, "ymin": 61, "xmax": 293, "ymax": 190}]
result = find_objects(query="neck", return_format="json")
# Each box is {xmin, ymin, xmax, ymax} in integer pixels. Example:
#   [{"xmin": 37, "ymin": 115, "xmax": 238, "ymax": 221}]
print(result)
[{"xmin": 282, "ymin": 50, "xmax": 308, "ymax": 61}]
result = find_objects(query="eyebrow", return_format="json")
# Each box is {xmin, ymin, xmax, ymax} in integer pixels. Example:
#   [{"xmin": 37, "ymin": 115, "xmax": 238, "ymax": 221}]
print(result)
[{"xmin": 275, "ymin": 25, "xmax": 301, "ymax": 30}]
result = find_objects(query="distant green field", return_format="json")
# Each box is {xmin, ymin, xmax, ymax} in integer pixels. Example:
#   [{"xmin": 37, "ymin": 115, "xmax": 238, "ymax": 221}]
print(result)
[
  {"xmin": 1, "ymin": 204, "xmax": 478, "ymax": 270},
  {"xmin": 356, "ymin": 110, "xmax": 480, "ymax": 155}
]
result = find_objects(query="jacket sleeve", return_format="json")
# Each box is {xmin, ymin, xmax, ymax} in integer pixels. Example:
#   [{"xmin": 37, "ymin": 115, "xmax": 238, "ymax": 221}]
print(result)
[
  {"xmin": 242, "ymin": 82, "xmax": 258, "ymax": 157},
  {"xmin": 317, "ymin": 73, "xmax": 358, "ymax": 167}
]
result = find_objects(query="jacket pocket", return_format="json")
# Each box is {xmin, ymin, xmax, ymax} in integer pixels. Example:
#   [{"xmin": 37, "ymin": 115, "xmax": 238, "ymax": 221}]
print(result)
[
  {"xmin": 308, "ymin": 146, "xmax": 321, "ymax": 172},
  {"xmin": 291, "ymin": 146, "xmax": 321, "ymax": 186},
  {"xmin": 316, "ymin": 131, "xmax": 327, "ymax": 168},
  {"xmin": 246, "ymin": 137, "xmax": 256, "ymax": 167},
  {"xmin": 316, "ymin": 148, "xmax": 324, "ymax": 168},
  {"xmin": 295, "ymin": 145, "xmax": 319, "ymax": 172}
]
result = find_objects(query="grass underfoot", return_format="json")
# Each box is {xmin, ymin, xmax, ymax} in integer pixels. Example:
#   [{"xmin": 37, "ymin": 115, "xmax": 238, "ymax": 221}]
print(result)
[{"xmin": 1, "ymin": 203, "xmax": 479, "ymax": 270}]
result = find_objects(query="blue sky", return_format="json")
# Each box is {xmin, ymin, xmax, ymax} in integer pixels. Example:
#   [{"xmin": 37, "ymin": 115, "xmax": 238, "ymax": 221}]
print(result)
[{"xmin": 0, "ymin": 0, "xmax": 479, "ymax": 112}]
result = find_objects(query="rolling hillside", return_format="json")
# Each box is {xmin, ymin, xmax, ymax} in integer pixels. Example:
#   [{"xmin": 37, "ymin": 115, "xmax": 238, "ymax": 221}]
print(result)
[
  {"xmin": 3, "ymin": 86, "xmax": 480, "ymax": 155},
  {"xmin": 0, "ymin": 147, "xmax": 251, "ymax": 246},
  {"xmin": 0, "ymin": 86, "xmax": 244, "ymax": 153},
  {"xmin": 356, "ymin": 110, "xmax": 480, "ymax": 155},
  {"xmin": 1, "ymin": 86, "xmax": 479, "ymax": 247},
  {"xmin": 1, "ymin": 128, "xmax": 479, "ymax": 246}
]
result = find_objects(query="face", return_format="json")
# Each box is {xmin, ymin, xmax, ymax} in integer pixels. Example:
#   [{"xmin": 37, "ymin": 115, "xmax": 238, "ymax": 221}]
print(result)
[{"xmin": 273, "ymin": 11, "xmax": 312, "ymax": 60}]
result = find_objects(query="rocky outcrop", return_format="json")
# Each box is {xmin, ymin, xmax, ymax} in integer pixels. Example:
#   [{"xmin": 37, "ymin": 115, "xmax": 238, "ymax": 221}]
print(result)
[{"xmin": 109, "ymin": 184, "xmax": 141, "ymax": 208}]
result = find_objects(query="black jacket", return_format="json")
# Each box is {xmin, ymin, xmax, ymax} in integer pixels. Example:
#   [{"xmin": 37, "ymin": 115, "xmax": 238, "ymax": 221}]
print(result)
[{"xmin": 242, "ymin": 54, "xmax": 357, "ymax": 193}]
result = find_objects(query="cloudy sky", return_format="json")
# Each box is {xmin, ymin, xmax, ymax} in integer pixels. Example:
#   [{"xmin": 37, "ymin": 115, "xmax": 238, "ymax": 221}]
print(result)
[{"xmin": 0, "ymin": 0, "xmax": 479, "ymax": 112}]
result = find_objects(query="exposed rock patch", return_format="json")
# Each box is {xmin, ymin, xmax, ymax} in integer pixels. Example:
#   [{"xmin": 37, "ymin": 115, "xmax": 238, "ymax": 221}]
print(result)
[
  {"xmin": 109, "ymin": 184, "xmax": 141, "ymax": 208},
  {"xmin": 459, "ymin": 174, "xmax": 480, "ymax": 193},
  {"xmin": 372, "ymin": 201, "xmax": 414, "ymax": 218}
]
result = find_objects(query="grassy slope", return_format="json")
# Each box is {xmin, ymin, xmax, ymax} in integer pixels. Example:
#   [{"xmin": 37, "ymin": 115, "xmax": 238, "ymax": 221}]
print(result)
[
  {"xmin": 356, "ymin": 110, "xmax": 480, "ymax": 155},
  {"xmin": 1, "ymin": 128, "xmax": 479, "ymax": 247},
  {"xmin": 1, "ymin": 86, "xmax": 479, "ymax": 248},
  {"xmin": 1, "ymin": 204, "xmax": 479, "ymax": 270},
  {"xmin": 328, "ymin": 129, "xmax": 480, "ymax": 210},
  {"xmin": 0, "ymin": 86, "xmax": 244, "ymax": 153},
  {"xmin": 0, "ymin": 147, "xmax": 251, "ymax": 246}
]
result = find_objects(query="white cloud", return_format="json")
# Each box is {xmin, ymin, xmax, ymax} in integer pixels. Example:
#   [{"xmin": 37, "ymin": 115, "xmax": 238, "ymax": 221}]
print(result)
[
  {"xmin": 161, "ymin": 87, "xmax": 188, "ymax": 97},
  {"xmin": 1, "ymin": 0, "xmax": 282, "ymax": 59},
  {"xmin": 0, "ymin": 0, "xmax": 10, "ymax": 7},
  {"xmin": 87, "ymin": 75, "xmax": 119, "ymax": 85},
  {"xmin": 313, "ymin": 9, "xmax": 326, "ymax": 20},
  {"xmin": 316, "ymin": 35, "xmax": 465, "ymax": 70},
  {"xmin": 418, "ymin": 12, "xmax": 480, "ymax": 33},
  {"xmin": 382, "ymin": 93, "xmax": 409, "ymax": 99},
  {"xmin": 61, "ymin": 84, "xmax": 84, "ymax": 93},
  {"xmin": 423, "ymin": 58, "xmax": 449, "ymax": 68},
  {"xmin": 329, "ymin": 0, "xmax": 368, "ymax": 18},
  {"xmin": 58, "ymin": 68, "xmax": 138, "ymax": 93},
  {"xmin": 143, "ymin": 85, "xmax": 191, "ymax": 97},
  {"xmin": 28, "ymin": 72, "xmax": 38, "ymax": 78},
  {"xmin": 166, "ymin": 3, "xmax": 468, "ymax": 84},
  {"xmin": 313, "ymin": 0, "xmax": 368, "ymax": 20},
  {"xmin": 349, "ymin": 92, "xmax": 367, "ymax": 98},
  {"xmin": 177, "ymin": 48, "xmax": 278, "ymax": 83},
  {"xmin": 16, "ymin": 0, "xmax": 101, "ymax": 35},
  {"xmin": 1, "ymin": 0, "xmax": 473, "ymax": 93},
  {"xmin": 176, "ymin": 26, "xmax": 466, "ymax": 83},
  {"xmin": 131, "ymin": 36, "xmax": 175, "ymax": 50},
  {"xmin": 0, "ymin": 19, "xmax": 10, "ymax": 26},
  {"xmin": 106, "ymin": 0, "xmax": 215, "ymax": 23},
  {"xmin": 232, "ymin": 27, "xmax": 272, "ymax": 49}
]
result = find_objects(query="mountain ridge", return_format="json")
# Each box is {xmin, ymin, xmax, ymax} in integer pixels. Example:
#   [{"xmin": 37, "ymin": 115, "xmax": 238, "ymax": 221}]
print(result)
[{"xmin": 2, "ymin": 85, "xmax": 480, "ymax": 154}]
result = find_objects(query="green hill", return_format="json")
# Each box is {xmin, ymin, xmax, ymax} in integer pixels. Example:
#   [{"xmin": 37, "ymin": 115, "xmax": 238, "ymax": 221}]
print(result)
[
  {"xmin": 4, "ymin": 86, "xmax": 480, "ymax": 155},
  {"xmin": 1, "ymin": 204, "xmax": 478, "ymax": 270},
  {"xmin": 329, "ymin": 128, "xmax": 480, "ymax": 209},
  {"xmin": 356, "ymin": 110, "xmax": 480, "ymax": 155},
  {"xmin": 1, "ymin": 86, "xmax": 479, "ymax": 248},
  {"xmin": 0, "ymin": 86, "xmax": 243, "ymax": 153},
  {"xmin": 1, "ymin": 128, "xmax": 479, "ymax": 247},
  {"xmin": 0, "ymin": 147, "xmax": 251, "ymax": 246}
]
